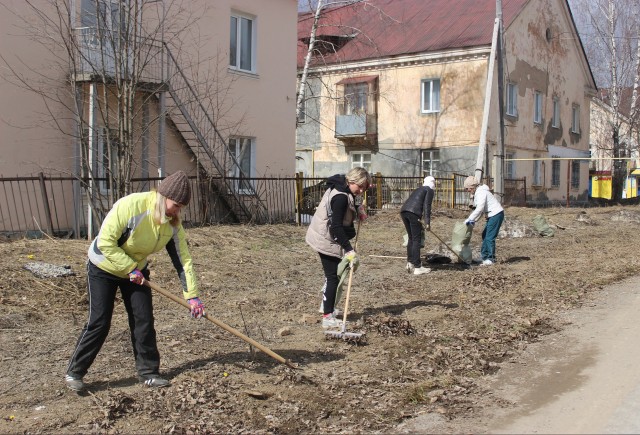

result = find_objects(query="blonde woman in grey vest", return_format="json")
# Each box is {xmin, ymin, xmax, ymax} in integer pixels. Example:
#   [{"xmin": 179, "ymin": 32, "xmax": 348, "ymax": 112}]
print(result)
[{"xmin": 305, "ymin": 167, "xmax": 371, "ymax": 330}]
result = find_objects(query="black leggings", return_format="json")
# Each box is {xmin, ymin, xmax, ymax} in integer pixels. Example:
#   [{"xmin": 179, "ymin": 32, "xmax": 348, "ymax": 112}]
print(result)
[
  {"xmin": 319, "ymin": 253, "xmax": 341, "ymax": 315},
  {"xmin": 66, "ymin": 262, "xmax": 160, "ymax": 379},
  {"xmin": 401, "ymin": 211, "xmax": 423, "ymax": 267}
]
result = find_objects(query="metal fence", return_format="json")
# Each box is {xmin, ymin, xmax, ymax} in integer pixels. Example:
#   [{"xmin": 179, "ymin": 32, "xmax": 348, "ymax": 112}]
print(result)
[{"xmin": 0, "ymin": 173, "xmax": 526, "ymax": 239}]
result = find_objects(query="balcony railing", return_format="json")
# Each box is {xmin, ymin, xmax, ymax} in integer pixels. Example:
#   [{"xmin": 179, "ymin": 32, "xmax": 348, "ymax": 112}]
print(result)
[
  {"xmin": 335, "ymin": 112, "xmax": 377, "ymax": 138},
  {"xmin": 72, "ymin": 27, "xmax": 165, "ymax": 84}
]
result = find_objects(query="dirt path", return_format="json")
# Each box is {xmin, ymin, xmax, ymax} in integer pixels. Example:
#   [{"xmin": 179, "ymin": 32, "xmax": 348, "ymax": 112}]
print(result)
[{"xmin": 397, "ymin": 275, "xmax": 640, "ymax": 434}]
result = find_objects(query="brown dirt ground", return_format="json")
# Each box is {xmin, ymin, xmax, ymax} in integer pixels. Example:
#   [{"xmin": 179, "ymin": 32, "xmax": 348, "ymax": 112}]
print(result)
[{"xmin": 0, "ymin": 205, "xmax": 639, "ymax": 434}]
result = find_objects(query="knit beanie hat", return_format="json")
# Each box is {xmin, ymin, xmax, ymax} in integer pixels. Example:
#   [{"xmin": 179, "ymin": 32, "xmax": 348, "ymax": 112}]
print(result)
[
  {"xmin": 158, "ymin": 171, "xmax": 191, "ymax": 205},
  {"xmin": 423, "ymin": 176, "xmax": 436, "ymax": 189},
  {"xmin": 463, "ymin": 176, "xmax": 479, "ymax": 189}
]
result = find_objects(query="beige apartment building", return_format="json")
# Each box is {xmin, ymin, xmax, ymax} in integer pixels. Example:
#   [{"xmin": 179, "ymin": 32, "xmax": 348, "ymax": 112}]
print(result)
[
  {"xmin": 0, "ymin": 0, "xmax": 297, "ymax": 235},
  {"xmin": 296, "ymin": 0, "xmax": 597, "ymax": 206}
]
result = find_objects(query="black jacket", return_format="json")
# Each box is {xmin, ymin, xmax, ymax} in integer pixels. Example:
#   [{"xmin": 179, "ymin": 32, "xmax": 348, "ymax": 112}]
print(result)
[
  {"xmin": 326, "ymin": 174, "xmax": 357, "ymax": 251},
  {"xmin": 400, "ymin": 186, "xmax": 434, "ymax": 224}
]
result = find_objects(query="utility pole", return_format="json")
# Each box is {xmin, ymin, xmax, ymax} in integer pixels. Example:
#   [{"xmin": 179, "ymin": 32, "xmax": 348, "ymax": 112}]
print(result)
[{"xmin": 494, "ymin": 0, "xmax": 506, "ymax": 202}]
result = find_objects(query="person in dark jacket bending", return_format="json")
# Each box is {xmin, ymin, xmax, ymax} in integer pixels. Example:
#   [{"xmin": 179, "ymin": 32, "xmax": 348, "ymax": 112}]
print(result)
[
  {"xmin": 305, "ymin": 167, "xmax": 371, "ymax": 330},
  {"xmin": 400, "ymin": 176, "xmax": 435, "ymax": 275}
]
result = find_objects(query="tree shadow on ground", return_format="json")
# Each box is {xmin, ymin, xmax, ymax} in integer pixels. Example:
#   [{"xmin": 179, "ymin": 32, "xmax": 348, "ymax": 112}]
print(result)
[
  {"xmin": 354, "ymin": 300, "xmax": 458, "ymax": 319},
  {"xmin": 503, "ymin": 256, "xmax": 531, "ymax": 263},
  {"xmin": 79, "ymin": 349, "xmax": 341, "ymax": 393}
]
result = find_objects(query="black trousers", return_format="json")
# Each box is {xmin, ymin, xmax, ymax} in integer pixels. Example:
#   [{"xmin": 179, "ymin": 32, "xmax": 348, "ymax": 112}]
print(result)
[
  {"xmin": 401, "ymin": 211, "xmax": 423, "ymax": 267},
  {"xmin": 66, "ymin": 262, "xmax": 160, "ymax": 379},
  {"xmin": 319, "ymin": 253, "xmax": 341, "ymax": 315}
]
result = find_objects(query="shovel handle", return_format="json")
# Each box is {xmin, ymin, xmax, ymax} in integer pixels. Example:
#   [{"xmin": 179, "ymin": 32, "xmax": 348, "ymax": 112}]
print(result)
[{"xmin": 143, "ymin": 279, "xmax": 296, "ymax": 368}]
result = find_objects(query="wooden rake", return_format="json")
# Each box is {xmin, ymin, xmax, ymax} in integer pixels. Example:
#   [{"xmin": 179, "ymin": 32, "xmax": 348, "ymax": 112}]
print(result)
[{"xmin": 143, "ymin": 279, "xmax": 296, "ymax": 368}]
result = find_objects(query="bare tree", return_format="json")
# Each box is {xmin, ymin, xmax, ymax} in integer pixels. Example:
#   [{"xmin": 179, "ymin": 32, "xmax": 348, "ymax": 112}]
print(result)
[
  {"xmin": 572, "ymin": 0, "xmax": 640, "ymax": 200},
  {"xmin": 1, "ymin": 0, "xmax": 248, "ymax": 229},
  {"xmin": 295, "ymin": 0, "xmax": 393, "ymax": 128}
]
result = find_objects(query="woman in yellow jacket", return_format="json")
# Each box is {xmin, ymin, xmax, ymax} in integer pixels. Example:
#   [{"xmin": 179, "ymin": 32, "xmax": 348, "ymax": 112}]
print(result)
[{"xmin": 65, "ymin": 171, "xmax": 205, "ymax": 391}]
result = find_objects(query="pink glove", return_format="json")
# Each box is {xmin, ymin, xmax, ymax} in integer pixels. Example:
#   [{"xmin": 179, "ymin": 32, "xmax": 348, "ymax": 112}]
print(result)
[
  {"xmin": 128, "ymin": 269, "xmax": 144, "ymax": 285},
  {"xmin": 188, "ymin": 297, "xmax": 205, "ymax": 319},
  {"xmin": 357, "ymin": 204, "xmax": 367, "ymax": 221}
]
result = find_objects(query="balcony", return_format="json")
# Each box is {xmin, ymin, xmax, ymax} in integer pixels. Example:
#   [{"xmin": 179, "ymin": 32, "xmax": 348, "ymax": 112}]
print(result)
[
  {"xmin": 72, "ymin": 27, "xmax": 166, "ymax": 86},
  {"xmin": 335, "ymin": 112, "xmax": 377, "ymax": 138}
]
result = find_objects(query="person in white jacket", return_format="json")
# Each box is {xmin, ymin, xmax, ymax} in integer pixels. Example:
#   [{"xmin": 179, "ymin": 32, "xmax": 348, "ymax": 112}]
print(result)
[{"xmin": 463, "ymin": 176, "xmax": 504, "ymax": 266}]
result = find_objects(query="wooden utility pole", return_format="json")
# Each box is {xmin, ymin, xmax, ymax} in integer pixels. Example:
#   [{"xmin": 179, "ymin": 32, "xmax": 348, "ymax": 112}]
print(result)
[{"xmin": 494, "ymin": 0, "xmax": 506, "ymax": 201}]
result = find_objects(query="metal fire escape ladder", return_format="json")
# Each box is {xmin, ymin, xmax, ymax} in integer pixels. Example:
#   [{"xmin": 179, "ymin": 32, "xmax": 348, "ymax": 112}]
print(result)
[{"xmin": 163, "ymin": 44, "xmax": 267, "ymax": 223}]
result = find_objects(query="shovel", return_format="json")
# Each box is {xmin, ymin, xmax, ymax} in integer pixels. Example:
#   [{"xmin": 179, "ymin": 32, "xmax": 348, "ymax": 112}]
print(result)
[{"xmin": 143, "ymin": 279, "xmax": 296, "ymax": 369}]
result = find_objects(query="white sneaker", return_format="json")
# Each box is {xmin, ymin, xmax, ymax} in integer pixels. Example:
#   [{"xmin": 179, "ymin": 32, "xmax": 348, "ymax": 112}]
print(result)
[
  {"xmin": 406, "ymin": 262, "xmax": 415, "ymax": 273},
  {"xmin": 413, "ymin": 266, "xmax": 431, "ymax": 275},
  {"xmin": 481, "ymin": 259, "xmax": 494, "ymax": 266},
  {"xmin": 322, "ymin": 314, "xmax": 343, "ymax": 330},
  {"xmin": 318, "ymin": 301, "xmax": 342, "ymax": 317}
]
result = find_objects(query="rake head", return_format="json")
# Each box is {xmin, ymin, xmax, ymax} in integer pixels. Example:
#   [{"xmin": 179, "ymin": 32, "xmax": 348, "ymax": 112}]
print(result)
[{"xmin": 323, "ymin": 329, "xmax": 367, "ymax": 343}]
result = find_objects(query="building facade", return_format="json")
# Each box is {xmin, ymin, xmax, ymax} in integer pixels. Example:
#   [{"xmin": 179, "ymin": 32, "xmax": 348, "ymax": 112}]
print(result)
[{"xmin": 296, "ymin": 0, "xmax": 596, "ymax": 205}]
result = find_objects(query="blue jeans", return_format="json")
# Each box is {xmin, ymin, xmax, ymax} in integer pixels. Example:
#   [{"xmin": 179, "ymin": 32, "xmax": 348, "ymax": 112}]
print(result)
[{"xmin": 481, "ymin": 211, "xmax": 504, "ymax": 262}]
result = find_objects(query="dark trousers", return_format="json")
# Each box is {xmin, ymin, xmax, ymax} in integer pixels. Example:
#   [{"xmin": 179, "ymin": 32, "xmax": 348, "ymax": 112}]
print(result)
[
  {"xmin": 481, "ymin": 211, "xmax": 504, "ymax": 262},
  {"xmin": 401, "ymin": 211, "xmax": 423, "ymax": 267},
  {"xmin": 319, "ymin": 253, "xmax": 341, "ymax": 315},
  {"xmin": 66, "ymin": 262, "xmax": 160, "ymax": 379}
]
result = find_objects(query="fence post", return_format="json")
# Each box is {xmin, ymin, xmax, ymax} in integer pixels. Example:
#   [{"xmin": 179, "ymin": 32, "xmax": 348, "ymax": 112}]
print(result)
[
  {"xmin": 375, "ymin": 172, "xmax": 382, "ymax": 209},
  {"xmin": 295, "ymin": 172, "xmax": 303, "ymax": 225},
  {"xmin": 38, "ymin": 172, "xmax": 54, "ymax": 236},
  {"xmin": 451, "ymin": 174, "xmax": 456, "ymax": 209},
  {"xmin": 566, "ymin": 160, "xmax": 571, "ymax": 207}
]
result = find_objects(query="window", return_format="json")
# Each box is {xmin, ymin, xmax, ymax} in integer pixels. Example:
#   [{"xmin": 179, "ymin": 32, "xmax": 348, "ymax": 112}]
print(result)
[
  {"xmin": 228, "ymin": 136, "xmax": 255, "ymax": 193},
  {"xmin": 533, "ymin": 91, "xmax": 542, "ymax": 124},
  {"xmin": 506, "ymin": 82, "xmax": 518, "ymax": 116},
  {"xmin": 571, "ymin": 160, "xmax": 580, "ymax": 189},
  {"xmin": 505, "ymin": 152, "xmax": 515, "ymax": 179},
  {"xmin": 83, "ymin": 128, "xmax": 119, "ymax": 193},
  {"xmin": 351, "ymin": 152, "xmax": 371, "ymax": 171},
  {"xmin": 552, "ymin": 97, "xmax": 560, "ymax": 128},
  {"xmin": 421, "ymin": 149, "xmax": 440, "ymax": 177},
  {"xmin": 344, "ymin": 82, "xmax": 368, "ymax": 115},
  {"xmin": 421, "ymin": 79, "xmax": 440, "ymax": 113},
  {"xmin": 551, "ymin": 159, "xmax": 561, "ymax": 187},
  {"xmin": 533, "ymin": 159, "xmax": 542, "ymax": 185},
  {"xmin": 571, "ymin": 105, "xmax": 580, "ymax": 133},
  {"xmin": 230, "ymin": 13, "xmax": 255, "ymax": 73}
]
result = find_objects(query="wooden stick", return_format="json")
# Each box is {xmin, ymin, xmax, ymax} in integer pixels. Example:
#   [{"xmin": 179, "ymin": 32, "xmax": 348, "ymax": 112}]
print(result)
[{"xmin": 143, "ymin": 280, "xmax": 296, "ymax": 368}]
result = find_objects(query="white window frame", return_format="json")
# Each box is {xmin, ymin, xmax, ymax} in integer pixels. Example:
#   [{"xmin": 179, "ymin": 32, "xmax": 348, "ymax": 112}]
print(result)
[
  {"xmin": 533, "ymin": 91, "xmax": 542, "ymax": 124},
  {"xmin": 552, "ymin": 97, "xmax": 560, "ymax": 128},
  {"xmin": 420, "ymin": 79, "xmax": 441, "ymax": 113},
  {"xmin": 351, "ymin": 152, "xmax": 371, "ymax": 171},
  {"xmin": 344, "ymin": 82, "xmax": 368, "ymax": 115},
  {"xmin": 421, "ymin": 149, "xmax": 440, "ymax": 177},
  {"xmin": 228, "ymin": 136, "xmax": 256, "ymax": 194},
  {"xmin": 506, "ymin": 82, "xmax": 518, "ymax": 116},
  {"xmin": 505, "ymin": 152, "xmax": 515, "ymax": 179},
  {"xmin": 571, "ymin": 104, "xmax": 580, "ymax": 134},
  {"xmin": 533, "ymin": 159, "xmax": 542, "ymax": 186},
  {"xmin": 551, "ymin": 159, "xmax": 561, "ymax": 187},
  {"xmin": 230, "ymin": 12, "xmax": 256, "ymax": 73},
  {"xmin": 84, "ymin": 127, "xmax": 118, "ymax": 194}
]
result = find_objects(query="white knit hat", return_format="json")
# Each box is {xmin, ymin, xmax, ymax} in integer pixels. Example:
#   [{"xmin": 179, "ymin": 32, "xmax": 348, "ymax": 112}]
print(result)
[
  {"xmin": 423, "ymin": 176, "xmax": 435, "ymax": 189},
  {"xmin": 463, "ymin": 176, "xmax": 478, "ymax": 189}
]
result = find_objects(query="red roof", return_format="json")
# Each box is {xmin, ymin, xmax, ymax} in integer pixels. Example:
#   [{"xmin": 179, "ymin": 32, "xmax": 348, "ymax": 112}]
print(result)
[{"xmin": 298, "ymin": 0, "xmax": 530, "ymax": 68}]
